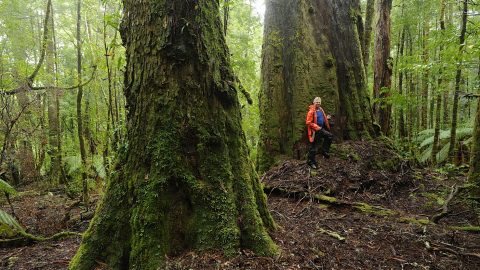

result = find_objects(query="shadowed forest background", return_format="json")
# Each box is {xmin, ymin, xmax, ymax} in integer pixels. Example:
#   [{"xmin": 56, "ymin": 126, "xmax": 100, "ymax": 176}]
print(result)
[{"xmin": 0, "ymin": 0, "xmax": 479, "ymax": 269}]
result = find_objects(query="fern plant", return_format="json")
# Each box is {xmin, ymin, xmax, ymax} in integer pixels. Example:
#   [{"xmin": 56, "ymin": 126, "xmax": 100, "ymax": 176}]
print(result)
[
  {"xmin": 415, "ymin": 127, "xmax": 473, "ymax": 164},
  {"xmin": 0, "ymin": 179, "xmax": 23, "ymax": 237}
]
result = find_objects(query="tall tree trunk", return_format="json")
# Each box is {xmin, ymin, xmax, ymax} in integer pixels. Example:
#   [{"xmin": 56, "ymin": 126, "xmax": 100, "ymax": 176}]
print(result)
[
  {"xmin": 432, "ymin": 0, "xmax": 447, "ymax": 164},
  {"xmin": 448, "ymin": 0, "xmax": 468, "ymax": 160},
  {"xmin": 46, "ymin": 0, "xmax": 62, "ymax": 184},
  {"xmin": 421, "ymin": 22, "xmax": 430, "ymax": 130},
  {"xmin": 363, "ymin": 0, "xmax": 375, "ymax": 78},
  {"xmin": 69, "ymin": 1, "xmax": 277, "ymax": 269},
  {"xmin": 76, "ymin": 0, "xmax": 88, "ymax": 205},
  {"xmin": 397, "ymin": 27, "xmax": 407, "ymax": 138},
  {"xmin": 373, "ymin": 0, "xmax": 393, "ymax": 136},
  {"xmin": 468, "ymin": 92, "xmax": 480, "ymax": 194},
  {"xmin": 258, "ymin": 0, "xmax": 375, "ymax": 172}
]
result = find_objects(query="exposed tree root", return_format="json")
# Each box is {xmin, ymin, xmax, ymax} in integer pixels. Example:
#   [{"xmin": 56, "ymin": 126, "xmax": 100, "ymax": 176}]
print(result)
[
  {"xmin": 425, "ymin": 241, "xmax": 480, "ymax": 259},
  {"xmin": 0, "ymin": 231, "xmax": 81, "ymax": 248},
  {"xmin": 432, "ymin": 185, "xmax": 460, "ymax": 224},
  {"xmin": 265, "ymin": 185, "xmax": 480, "ymax": 236}
]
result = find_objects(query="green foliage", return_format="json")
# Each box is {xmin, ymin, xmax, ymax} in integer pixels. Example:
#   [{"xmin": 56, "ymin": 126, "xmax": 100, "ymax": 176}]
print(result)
[
  {"xmin": 0, "ymin": 179, "xmax": 17, "ymax": 196},
  {"xmin": 225, "ymin": 0, "xmax": 263, "ymax": 162},
  {"xmin": 0, "ymin": 209, "xmax": 24, "ymax": 237},
  {"xmin": 416, "ymin": 127, "xmax": 473, "ymax": 163}
]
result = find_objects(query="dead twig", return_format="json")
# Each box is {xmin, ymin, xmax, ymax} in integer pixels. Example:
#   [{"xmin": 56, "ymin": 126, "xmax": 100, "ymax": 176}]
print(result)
[{"xmin": 432, "ymin": 185, "xmax": 460, "ymax": 224}]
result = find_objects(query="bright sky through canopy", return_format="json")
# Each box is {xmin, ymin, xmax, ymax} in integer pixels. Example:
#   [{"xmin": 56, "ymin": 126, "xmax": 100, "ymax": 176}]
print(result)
[{"xmin": 252, "ymin": 0, "xmax": 266, "ymax": 21}]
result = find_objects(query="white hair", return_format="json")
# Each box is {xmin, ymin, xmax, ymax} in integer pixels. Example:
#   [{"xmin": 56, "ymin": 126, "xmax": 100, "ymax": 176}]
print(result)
[{"xmin": 313, "ymin": 97, "xmax": 322, "ymax": 104}]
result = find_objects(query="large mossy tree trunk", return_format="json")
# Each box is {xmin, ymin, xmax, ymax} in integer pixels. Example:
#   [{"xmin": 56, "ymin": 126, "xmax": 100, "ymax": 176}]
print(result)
[
  {"xmin": 258, "ymin": 0, "xmax": 375, "ymax": 173},
  {"xmin": 69, "ymin": 1, "xmax": 277, "ymax": 269}
]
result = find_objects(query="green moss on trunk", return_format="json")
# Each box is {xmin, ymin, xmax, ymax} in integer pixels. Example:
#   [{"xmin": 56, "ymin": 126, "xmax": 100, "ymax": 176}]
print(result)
[{"xmin": 70, "ymin": 1, "xmax": 277, "ymax": 269}]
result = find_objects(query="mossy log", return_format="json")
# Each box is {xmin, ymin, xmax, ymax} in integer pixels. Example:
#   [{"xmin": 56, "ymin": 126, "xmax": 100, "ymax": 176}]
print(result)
[{"xmin": 69, "ymin": 1, "xmax": 277, "ymax": 269}]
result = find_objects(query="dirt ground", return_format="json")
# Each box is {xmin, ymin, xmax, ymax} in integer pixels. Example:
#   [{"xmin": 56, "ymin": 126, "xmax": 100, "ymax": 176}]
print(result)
[{"xmin": 1, "ymin": 141, "xmax": 479, "ymax": 269}]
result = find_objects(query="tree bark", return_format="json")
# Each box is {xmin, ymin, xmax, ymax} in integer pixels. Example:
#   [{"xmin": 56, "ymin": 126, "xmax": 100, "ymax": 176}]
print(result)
[
  {"xmin": 76, "ymin": 0, "xmax": 88, "ymax": 205},
  {"xmin": 397, "ymin": 27, "xmax": 407, "ymax": 138},
  {"xmin": 258, "ymin": 0, "xmax": 375, "ymax": 172},
  {"xmin": 421, "ymin": 23, "xmax": 430, "ymax": 131},
  {"xmin": 448, "ymin": 0, "xmax": 468, "ymax": 160},
  {"xmin": 432, "ymin": 0, "xmax": 447, "ymax": 164},
  {"xmin": 45, "ymin": 0, "xmax": 62, "ymax": 184},
  {"xmin": 363, "ymin": 0, "xmax": 375, "ymax": 78},
  {"xmin": 69, "ymin": 1, "xmax": 277, "ymax": 269},
  {"xmin": 373, "ymin": 0, "xmax": 393, "ymax": 136},
  {"xmin": 468, "ymin": 94, "xmax": 480, "ymax": 194}
]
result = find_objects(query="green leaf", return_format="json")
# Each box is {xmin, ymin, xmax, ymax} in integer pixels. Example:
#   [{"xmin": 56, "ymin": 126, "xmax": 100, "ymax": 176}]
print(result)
[
  {"xmin": 0, "ymin": 209, "xmax": 24, "ymax": 234},
  {"xmin": 420, "ymin": 145, "xmax": 433, "ymax": 163},
  {"xmin": 436, "ymin": 142, "xmax": 451, "ymax": 163},
  {"xmin": 0, "ymin": 179, "xmax": 17, "ymax": 196}
]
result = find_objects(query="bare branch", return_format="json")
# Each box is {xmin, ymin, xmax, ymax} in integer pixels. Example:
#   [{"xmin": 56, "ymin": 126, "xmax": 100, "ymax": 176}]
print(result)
[{"xmin": 0, "ymin": 66, "xmax": 97, "ymax": 96}]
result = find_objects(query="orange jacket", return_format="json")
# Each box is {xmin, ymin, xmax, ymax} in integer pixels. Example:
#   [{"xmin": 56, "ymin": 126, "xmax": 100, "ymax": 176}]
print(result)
[{"xmin": 306, "ymin": 105, "xmax": 330, "ymax": 143}]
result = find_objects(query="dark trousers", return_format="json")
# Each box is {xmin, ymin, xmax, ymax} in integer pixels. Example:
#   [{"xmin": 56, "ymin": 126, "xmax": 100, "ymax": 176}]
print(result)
[{"xmin": 307, "ymin": 128, "xmax": 333, "ymax": 165}]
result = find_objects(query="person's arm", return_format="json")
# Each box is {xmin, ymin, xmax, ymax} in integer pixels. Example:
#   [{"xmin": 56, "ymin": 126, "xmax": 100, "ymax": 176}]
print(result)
[{"xmin": 306, "ymin": 110, "xmax": 321, "ymax": 131}]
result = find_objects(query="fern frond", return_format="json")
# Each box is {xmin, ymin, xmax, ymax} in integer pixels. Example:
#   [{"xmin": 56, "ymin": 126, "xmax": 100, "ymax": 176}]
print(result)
[
  {"xmin": 0, "ymin": 179, "xmax": 17, "ymax": 196},
  {"xmin": 436, "ymin": 142, "xmax": 451, "ymax": 163},
  {"xmin": 420, "ymin": 145, "xmax": 433, "ymax": 163},
  {"xmin": 64, "ymin": 155, "xmax": 82, "ymax": 175},
  {"xmin": 415, "ymin": 129, "xmax": 435, "ymax": 143},
  {"xmin": 93, "ymin": 155, "xmax": 106, "ymax": 179},
  {"xmin": 0, "ymin": 209, "xmax": 24, "ymax": 233}
]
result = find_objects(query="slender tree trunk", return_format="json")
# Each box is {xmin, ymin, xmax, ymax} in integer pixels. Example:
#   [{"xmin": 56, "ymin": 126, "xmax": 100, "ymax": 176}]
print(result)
[
  {"xmin": 407, "ymin": 31, "xmax": 415, "ymax": 139},
  {"xmin": 421, "ymin": 23, "xmax": 430, "ymax": 130},
  {"xmin": 45, "ymin": 0, "xmax": 62, "ymax": 184},
  {"xmin": 397, "ymin": 27, "xmax": 407, "ymax": 138},
  {"xmin": 373, "ymin": 0, "xmax": 393, "ymax": 136},
  {"xmin": 363, "ymin": 0, "xmax": 375, "ymax": 78},
  {"xmin": 70, "ymin": 1, "xmax": 277, "ymax": 269},
  {"xmin": 432, "ymin": 0, "xmax": 447, "ymax": 164},
  {"xmin": 468, "ymin": 90, "xmax": 480, "ymax": 194},
  {"xmin": 76, "ymin": 0, "xmax": 88, "ymax": 205},
  {"xmin": 448, "ymin": 0, "xmax": 468, "ymax": 161},
  {"xmin": 83, "ymin": 16, "xmax": 96, "ymax": 157}
]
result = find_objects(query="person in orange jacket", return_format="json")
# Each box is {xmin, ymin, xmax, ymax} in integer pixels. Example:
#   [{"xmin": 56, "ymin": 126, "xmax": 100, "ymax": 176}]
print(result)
[{"xmin": 306, "ymin": 97, "xmax": 333, "ymax": 168}]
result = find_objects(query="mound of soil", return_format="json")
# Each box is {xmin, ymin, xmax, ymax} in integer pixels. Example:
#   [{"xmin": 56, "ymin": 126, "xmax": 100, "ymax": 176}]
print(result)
[{"xmin": 262, "ymin": 140, "xmax": 415, "ymax": 202}]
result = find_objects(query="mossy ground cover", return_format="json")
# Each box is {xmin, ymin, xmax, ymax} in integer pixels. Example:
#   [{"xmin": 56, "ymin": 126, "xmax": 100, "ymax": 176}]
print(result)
[{"xmin": 1, "ymin": 141, "xmax": 479, "ymax": 269}]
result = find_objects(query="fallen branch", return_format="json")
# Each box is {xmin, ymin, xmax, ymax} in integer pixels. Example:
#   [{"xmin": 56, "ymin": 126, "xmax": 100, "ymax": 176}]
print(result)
[
  {"xmin": 432, "ymin": 185, "xmax": 460, "ymax": 224},
  {"xmin": 318, "ymin": 227, "xmax": 345, "ymax": 241},
  {"xmin": 425, "ymin": 241, "xmax": 480, "ymax": 259},
  {"xmin": 0, "ymin": 230, "xmax": 82, "ymax": 248},
  {"xmin": 448, "ymin": 226, "xmax": 480, "ymax": 233}
]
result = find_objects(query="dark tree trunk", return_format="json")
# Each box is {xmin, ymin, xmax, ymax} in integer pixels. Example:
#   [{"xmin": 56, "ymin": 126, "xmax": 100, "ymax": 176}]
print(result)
[
  {"xmin": 448, "ymin": 0, "xmax": 468, "ymax": 160},
  {"xmin": 432, "ymin": 0, "xmax": 447, "ymax": 164},
  {"xmin": 76, "ymin": 0, "xmax": 88, "ymax": 205},
  {"xmin": 397, "ymin": 27, "xmax": 407, "ymax": 138},
  {"xmin": 46, "ymin": 0, "xmax": 62, "ymax": 184},
  {"xmin": 70, "ymin": 1, "xmax": 277, "ymax": 269},
  {"xmin": 468, "ymin": 95, "xmax": 480, "ymax": 194},
  {"xmin": 373, "ymin": 0, "xmax": 393, "ymax": 136},
  {"xmin": 363, "ymin": 0, "xmax": 375, "ymax": 78},
  {"xmin": 421, "ymin": 23, "xmax": 429, "ymax": 130},
  {"xmin": 258, "ymin": 0, "xmax": 375, "ymax": 172}
]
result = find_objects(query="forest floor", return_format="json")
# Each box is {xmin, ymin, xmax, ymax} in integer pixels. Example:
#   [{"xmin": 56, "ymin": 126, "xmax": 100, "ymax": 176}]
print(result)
[{"xmin": 1, "ymin": 140, "xmax": 480, "ymax": 269}]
